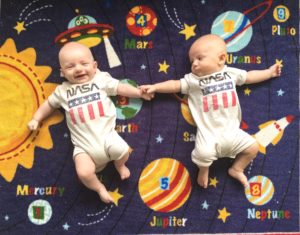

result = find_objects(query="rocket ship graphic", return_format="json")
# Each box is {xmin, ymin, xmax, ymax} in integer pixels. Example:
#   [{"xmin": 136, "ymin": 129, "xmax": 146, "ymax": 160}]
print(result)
[{"xmin": 253, "ymin": 115, "xmax": 294, "ymax": 154}]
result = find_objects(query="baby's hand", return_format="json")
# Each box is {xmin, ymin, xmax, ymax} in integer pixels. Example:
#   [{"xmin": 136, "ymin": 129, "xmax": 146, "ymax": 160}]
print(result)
[
  {"xmin": 138, "ymin": 87, "xmax": 154, "ymax": 100},
  {"xmin": 140, "ymin": 84, "xmax": 156, "ymax": 94},
  {"xmin": 27, "ymin": 119, "xmax": 39, "ymax": 131},
  {"xmin": 269, "ymin": 63, "xmax": 282, "ymax": 78}
]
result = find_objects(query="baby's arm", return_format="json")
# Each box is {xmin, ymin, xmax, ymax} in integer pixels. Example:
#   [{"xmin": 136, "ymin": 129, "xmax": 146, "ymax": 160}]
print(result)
[
  {"xmin": 245, "ymin": 63, "xmax": 282, "ymax": 84},
  {"xmin": 141, "ymin": 80, "xmax": 181, "ymax": 94},
  {"xmin": 117, "ymin": 83, "xmax": 153, "ymax": 100},
  {"xmin": 28, "ymin": 101, "xmax": 56, "ymax": 130}
]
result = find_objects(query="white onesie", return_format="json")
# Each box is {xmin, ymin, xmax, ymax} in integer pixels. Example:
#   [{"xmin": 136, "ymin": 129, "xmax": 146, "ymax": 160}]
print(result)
[
  {"xmin": 180, "ymin": 66, "xmax": 256, "ymax": 167},
  {"xmin": 48, "ymin": 69, "xmax": 129, "ymax": 171}
]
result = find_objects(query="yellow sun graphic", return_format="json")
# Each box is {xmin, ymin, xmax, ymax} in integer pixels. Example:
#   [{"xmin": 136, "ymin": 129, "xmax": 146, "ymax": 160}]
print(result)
[{"xmin": 0, "ymin": 38, "xmax": 63, "ymax": 182}]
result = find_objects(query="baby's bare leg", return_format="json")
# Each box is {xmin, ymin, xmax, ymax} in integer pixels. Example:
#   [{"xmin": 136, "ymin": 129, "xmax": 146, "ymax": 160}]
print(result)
[
  {"xmin": 228, "ymin": 142, "xmax": 259, "ymax": 188},
  {"xmin": 74, "ymin": 153, "xmax": 113, "ymax": 203},
  {"xmin": 114, "ymin": 152, "xmax": 130, "ymax": 180},
  {"xmin": 197, "ymin": 166, "xmax": 209, "ymax": 188}
]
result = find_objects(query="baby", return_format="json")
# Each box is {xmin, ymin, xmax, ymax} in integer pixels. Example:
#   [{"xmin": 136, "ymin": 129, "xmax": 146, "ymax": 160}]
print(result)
[
  {"xmin": 141, "ymin": 34, "xmax": 281, "ymax": 188},
  {"xmin": 28, "ymin": 42, "xmax": 152, "ymax": 203}
]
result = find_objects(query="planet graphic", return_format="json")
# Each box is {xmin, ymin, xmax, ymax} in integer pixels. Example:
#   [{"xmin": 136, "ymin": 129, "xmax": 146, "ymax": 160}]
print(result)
[
  {"xmin": 211, "ymin": 11, "xmax": 252, "ymax": 52},
  {"xmin": 112, "ymin": 79, "xmax": 142, "ymax": 120},
  {"xmin": 138, "ymin": 158, "xmax": 192, "ymax": 212},
  {"xmin": 55, "ymin": 11, "xmax": 121, "ymax": 68},
  {"xmin": 28, "ymin": 199, "xmax": 53, "ymax": 225},
  {"xmin": 180, "ymin": 95, "xmax": 196, "ymax": 126},
  {"xmin": 211, "ymin": 1, "xmax": 272, "ymax": 52},
  {"xmin": 126, "ymin": 5, "xmax": 157, "ymax": 36},
  {"xmin": 245, "ymin": 175, "xmax": 274, "ymax": 206},
  {"xmin": 173, "ymin": 94, "xmax": 196, "ymax": 126}
]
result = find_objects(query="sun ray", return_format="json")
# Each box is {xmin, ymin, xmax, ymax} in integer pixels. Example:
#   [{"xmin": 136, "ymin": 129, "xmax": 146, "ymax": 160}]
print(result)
[{"xmin": 19, "ymin": 47, "xmax": 36, "ymax": 65}]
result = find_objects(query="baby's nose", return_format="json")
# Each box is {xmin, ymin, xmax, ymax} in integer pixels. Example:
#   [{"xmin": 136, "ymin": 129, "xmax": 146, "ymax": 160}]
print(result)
[{"xmin": 75, "ymin": 64, "xmax": 83, "ymax": 71}]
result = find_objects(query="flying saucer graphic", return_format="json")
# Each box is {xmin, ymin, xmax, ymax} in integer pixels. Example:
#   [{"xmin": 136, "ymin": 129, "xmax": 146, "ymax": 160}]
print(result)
[
  {"xmin": 55, "ymin": 11, "xmax": 121, "ymax": 68},
  {"xmin": 211, "ymin": 0, "xmax": 273, "ymax": 52}
]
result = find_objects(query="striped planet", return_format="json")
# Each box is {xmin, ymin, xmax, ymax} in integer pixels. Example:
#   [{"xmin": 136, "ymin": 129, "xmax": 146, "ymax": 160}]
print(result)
[
  {"xmin": 211, "ymin": 11, "xmax": 253, "ymax": 53},
  {"xmin": 245, "ymin": 175, "xmax": 275, "ymax": 206},
  {"xmin": 138, "ymin": 158, "xmax": 192, "ymax": 212}
]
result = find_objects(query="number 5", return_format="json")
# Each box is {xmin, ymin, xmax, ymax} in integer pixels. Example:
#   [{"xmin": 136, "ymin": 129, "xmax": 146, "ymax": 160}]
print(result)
[{"xmin": 160, "ymin": 177, "xmax": 170, "ymax": 190}]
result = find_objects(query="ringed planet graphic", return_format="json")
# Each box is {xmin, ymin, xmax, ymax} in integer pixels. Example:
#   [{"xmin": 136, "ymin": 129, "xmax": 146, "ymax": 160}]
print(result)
[
  {"xmin": 173, "ymin": 94, "xmax": 196, "ymax": 126},
  {"xmin": 138, "ymin": 158, "xmax": 192, "ymax": 212},
  {"xmin": 55, "ymin": 11, "xmax": 121, "ymax": 68},
  {"xmin": 211, "ymin": 0, "xmax": 273, "ymax": 52}
]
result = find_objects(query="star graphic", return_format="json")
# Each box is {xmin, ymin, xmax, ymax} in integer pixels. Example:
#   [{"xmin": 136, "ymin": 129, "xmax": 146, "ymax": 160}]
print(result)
[
  {"xmin": 179, "ymin": 23, "xmax": 196, "ymax": 40},
  {"xmin": 217, "ymin": 207, "xmax": 231, "ymax": 223},
  {"xmin": 244, "ymin": 87, "xmax": 251, "ymax": 96},
  {"xmin": 14, "ymin": 21, "xmax": 26, "ymax": 34},
  {"xmin": 108, "ymin": 188, "xmax": 123, "ymax": 206},
  {"xmin": 158, "ymin": 60, "xmax": 170, "ymax": 74},
  {"xmin": 276, "ymin": 59, "xmax": 283, "ymax": 67},
  {"xmin": 141, "ymin": 64, "xmax": 146, "ymax": 70},
  {"xmin": 62, "ymin": 222, "xmax": 70, "ymax": 231},
  {"xmin": 4, "ymin": 215, "xmax": 9, "ymax": 221},
  {"xmin": 201, "ymin": 200, "xmax": 209, "ymax": 210},
  {"xmin": 156, "ymin": 134, "xmax": 164, "ymax": 143},
  {"xmin": 209, "ymin": 177, "xmax": 218, "ymax": 188},
  {"xmin": 277, "ymin": 89, "xmax": 285, "ymax": 96}
]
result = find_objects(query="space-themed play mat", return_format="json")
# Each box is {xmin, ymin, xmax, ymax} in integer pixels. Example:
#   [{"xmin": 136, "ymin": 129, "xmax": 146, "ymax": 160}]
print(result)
[{"xmin": 0, "ymin": 0, "xmax": 299, "ymax": 234}]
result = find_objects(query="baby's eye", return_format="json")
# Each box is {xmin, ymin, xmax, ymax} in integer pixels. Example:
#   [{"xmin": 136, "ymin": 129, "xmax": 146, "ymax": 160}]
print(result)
[{"xmin": 66, "ymin": 65, "xmax": 74, "ymax": 69}]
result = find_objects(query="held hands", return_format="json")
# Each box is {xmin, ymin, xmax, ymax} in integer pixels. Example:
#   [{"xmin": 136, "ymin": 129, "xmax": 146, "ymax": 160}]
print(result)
[
  {"xmin": 27, "ymin": 119, "xmax": 39, "ymax": 131},
  {"xmin": 269, "ymin": 63, "xmax": 282, "ymax": 78},
  {"xmin": 139, "ymin": 85, "xmax": 155, "ymax": 100}
]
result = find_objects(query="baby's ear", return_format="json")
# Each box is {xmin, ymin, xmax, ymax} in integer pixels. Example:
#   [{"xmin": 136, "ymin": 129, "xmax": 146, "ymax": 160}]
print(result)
[
  {"xmin": 93, "ymin": 61, "xmax": 98, "ymax": 69},
  {"xmin": 60, "ymin": 69, "xmax": 64, "ymax": 77},
  {"xmin": 218, "ymin": 52, "xmax": 226, "ymax": 65}
]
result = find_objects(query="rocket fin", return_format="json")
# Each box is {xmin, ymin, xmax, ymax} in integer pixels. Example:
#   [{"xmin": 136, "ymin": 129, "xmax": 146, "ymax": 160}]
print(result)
[
  {"xmin": 258, "ymin": 120, "xmax": 275, "ymax": 129},
  {"xmin": 271, "ymin": 132, "xmax": 283, "ymax": 145},
  {"xmin": 258, "ymin": 143, "xmax": 266, "ymax": 154}
]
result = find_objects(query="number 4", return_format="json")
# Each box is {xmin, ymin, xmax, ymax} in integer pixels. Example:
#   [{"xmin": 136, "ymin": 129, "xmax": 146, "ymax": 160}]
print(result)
[{"xmin": 136, "ymin": 14, "xmax": 147, "ymax": 27}]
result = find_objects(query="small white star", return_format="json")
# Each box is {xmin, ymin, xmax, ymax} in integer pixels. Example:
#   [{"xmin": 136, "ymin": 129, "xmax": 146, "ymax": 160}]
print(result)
[
  {"xmin": 156, "ymin": 134, "xmax": 164, "ymax": 143},
  {"xmin": 63, "ymin": 222, "xmax": 70, "ymax": 230},
  {"xmin": 4, "ymin": 215, "xmax": 9, "ymax": 221},
  {"xmin": 277, "ymin": 89, "xmax": 285, "ymax": 96},
  {"xmin": 201, "ymin": 0, "xmax": 206, "ymax": 4},
  {"xmin": 140, "ymin": 64, "xmax": 146, "ymax": 70},
  {"xmin": 201, "ymin": 200, "xmax": 209, "ymax": 210},
  {"xmin": 64, "ymin": 133, "xmax": 69, "ymax": 138}
]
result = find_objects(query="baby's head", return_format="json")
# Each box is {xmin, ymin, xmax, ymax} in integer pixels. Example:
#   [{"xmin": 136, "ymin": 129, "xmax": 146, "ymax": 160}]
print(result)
[
  {"xmin": 189, "ymin": 34, "xmax": 227, "ymax": 77},
  {"xmin": 59, "ymin": 42, "xmax": 97, "ymax": 84}
]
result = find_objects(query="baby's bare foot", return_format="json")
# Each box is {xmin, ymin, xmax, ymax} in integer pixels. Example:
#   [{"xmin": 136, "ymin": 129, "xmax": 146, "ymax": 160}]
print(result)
[
  {"xmin": 115, "ymin": 164, "xmax": 130, "ymax": 180},
  {"xmin": 98, "ymin": 184, "xmax": 114, "ymax": 203},
  {"xmin": 228, "ymin": 167, "xmax": 249, "ymax": 188},
  {"xmin": 197, "ymin": 167, "xmax": 209, "ymax": 188}
]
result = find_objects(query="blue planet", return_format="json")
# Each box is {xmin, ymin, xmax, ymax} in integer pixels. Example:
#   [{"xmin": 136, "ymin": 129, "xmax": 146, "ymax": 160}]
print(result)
[
  {"xmin": 112, "ymin": 79, "xmax": 143, "ymax": 120},
  {"xmin": 211, "ymin": 11, "xmax": 253, "ymax": 53}
]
